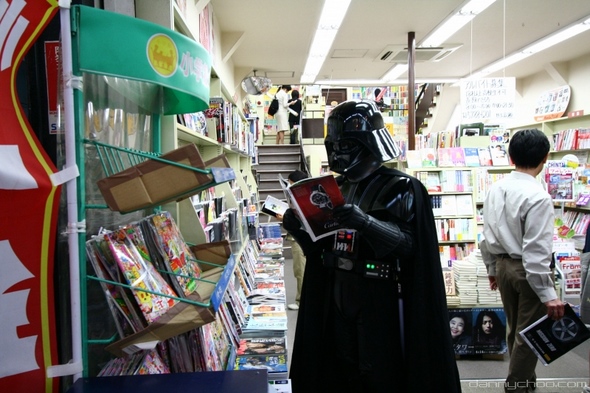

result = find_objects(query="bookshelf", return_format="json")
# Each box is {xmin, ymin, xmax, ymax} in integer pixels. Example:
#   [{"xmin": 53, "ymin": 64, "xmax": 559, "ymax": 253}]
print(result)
[
  {"xmin": 407, "ymin": 167, "xmax": 478, "ymax": 259},
  {"xmin": 507, "ymin": 114, "xmax": 590, "ymax": 247}
]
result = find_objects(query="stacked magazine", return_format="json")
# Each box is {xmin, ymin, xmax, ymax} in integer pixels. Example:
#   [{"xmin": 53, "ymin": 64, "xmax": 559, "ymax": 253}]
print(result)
[{"xmin": 233, "ymin": 226, "xmax": 289, "ymax": 376}]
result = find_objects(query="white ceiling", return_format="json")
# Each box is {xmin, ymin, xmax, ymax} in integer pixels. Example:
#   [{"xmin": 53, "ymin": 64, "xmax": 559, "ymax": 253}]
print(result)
[{"xmin": 209, "ymin": 0, "xmax": 590, "ymax": 87}]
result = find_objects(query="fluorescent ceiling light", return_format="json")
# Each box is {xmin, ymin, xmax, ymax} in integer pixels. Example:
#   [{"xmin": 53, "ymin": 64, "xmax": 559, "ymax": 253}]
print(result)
[
  {"xmin": 381, "ymin": 64, "xmax": 409, "ymax": 82},
  {"xmin": 300, "ymin": 0, "xmax": 352, "ymax": 84},
  {"xmin": 421, "ymin": 0, "xmax": 496, "ymax": 47},
  {"xmin": 465, "ymin": 15, "xmax": 590, "ymax": 80},
  {"xmin": 314, "ymin": 77, "xmax": 460, "ymax": 86},
  {"xmin": 375, "ymin": 0, "xmax": 494, "ymax": 85}
]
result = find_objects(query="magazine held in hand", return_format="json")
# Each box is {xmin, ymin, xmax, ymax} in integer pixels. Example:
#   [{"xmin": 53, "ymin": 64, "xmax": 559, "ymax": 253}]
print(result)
[
  {"xmin": 261, "ymin": 195, "xmax": 289, "ymax": 218},
  {"xmin": 519, "ymin": 303, "xmax": 590, "ymax": 365},
  {"xmin": 281, "ymin": 174, "xmax": 346, "ymax": 241}
]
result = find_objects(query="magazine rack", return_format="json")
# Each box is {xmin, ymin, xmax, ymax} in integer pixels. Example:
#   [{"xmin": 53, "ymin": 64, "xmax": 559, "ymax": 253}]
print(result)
[
  {"xmin": 87, "ymin": 242, "xmax": 240, "ymax": 357},
  {"xmin": 85, "ymin": 139, "xmax": 235, "ymax": 214}
]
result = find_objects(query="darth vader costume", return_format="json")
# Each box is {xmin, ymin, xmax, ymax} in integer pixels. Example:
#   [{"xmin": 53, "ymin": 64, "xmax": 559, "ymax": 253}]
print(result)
[{"xmin": 283, "ymin": 100, "xmax": 461, "ymax": 392}]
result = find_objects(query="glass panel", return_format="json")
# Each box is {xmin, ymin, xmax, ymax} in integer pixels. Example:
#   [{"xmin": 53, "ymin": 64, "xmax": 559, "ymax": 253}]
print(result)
[{"xmin": 82, "ymin": 72, "xmax": 157, "ymax": 213}]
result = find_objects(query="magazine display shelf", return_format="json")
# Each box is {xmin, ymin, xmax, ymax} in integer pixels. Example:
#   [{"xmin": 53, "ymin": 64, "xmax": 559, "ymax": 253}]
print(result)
[
  {"xmin": 91, "ymin": 243, "xmax": 243, "ymax": 357},
  {"xmin": 84, "ymin": 139, "xmax": 236, "ymax": 214},
  {"xmin": 61, "ymin": 4, "xmax": 257, "ymax": 380}
]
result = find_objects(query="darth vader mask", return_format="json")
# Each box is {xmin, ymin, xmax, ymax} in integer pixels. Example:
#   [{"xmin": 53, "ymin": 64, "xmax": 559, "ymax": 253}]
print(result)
[{"xmin": 325, "ymin": 100, "xmax": 401, "ymax": 182}]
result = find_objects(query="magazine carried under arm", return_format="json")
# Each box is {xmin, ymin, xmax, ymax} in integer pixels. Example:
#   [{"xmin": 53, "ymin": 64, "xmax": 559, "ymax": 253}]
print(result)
[{"xmin": 286, "ymin": 174, "xmax": 346, "ymax": 241}]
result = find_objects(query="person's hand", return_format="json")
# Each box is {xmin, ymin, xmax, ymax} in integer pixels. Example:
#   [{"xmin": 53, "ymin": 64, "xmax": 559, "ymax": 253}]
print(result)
[
  {"xmin": 275, "ymin": 213, "xmax": 283, "ymax": 221},
  {"xmin": 544, "ymin": 298, "xmax": 566, "ymax": 320},
  {"xmin": 488, "ymin": 276, "xmax": 498, "ymax": 290},
  {"xmin": 282, "ymin": 209, "xmax": 301, "ymax": 231},
  {"xmin": 333, "ymin": 204, "xmax": 369, "ymax": 231}
]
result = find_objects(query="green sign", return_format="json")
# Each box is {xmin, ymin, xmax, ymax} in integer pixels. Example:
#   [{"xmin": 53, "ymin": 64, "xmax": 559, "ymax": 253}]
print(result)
[{"xmin": 72, "ymin": 5, "xmax": 211, "ymax": 115}]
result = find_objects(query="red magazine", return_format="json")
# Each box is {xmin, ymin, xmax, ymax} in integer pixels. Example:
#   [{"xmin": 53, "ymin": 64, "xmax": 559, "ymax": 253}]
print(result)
[{"xmin": 286, "ymin": 174, "xmax": 346, "ymax": 241}]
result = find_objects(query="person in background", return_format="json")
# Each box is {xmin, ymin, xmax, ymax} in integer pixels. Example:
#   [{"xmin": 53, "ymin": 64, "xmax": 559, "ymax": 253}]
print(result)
[
  {"xmin": 276, "ymin": 170, "xmax": 308, "ymax": 311},
  {"xmin": 283, "ymin": 100, "xmax": 461, "ymax": 392},
  {"xmin": 288, "ymin": 89, "xmax": 302, "ymax": 144},
  {"xmin": 480, "ymin": 128, "xmax": 565, "ymax": 393},
  {"xmin": 373, "ymin": 88, "xmax": 385, "ymax": 108},
  {"xmin": 274, "ymin": 85, "xmax": 292, "ymax": 144}
]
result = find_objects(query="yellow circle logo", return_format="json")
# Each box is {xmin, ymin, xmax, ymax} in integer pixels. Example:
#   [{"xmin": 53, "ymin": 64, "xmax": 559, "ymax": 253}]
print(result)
[{"xmin": 147, "ymin": 34, "xmax": 177, "ymax": 77}]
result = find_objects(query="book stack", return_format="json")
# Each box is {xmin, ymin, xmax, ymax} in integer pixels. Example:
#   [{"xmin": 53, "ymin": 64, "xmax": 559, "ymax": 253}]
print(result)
[
  {"xmin": 469, "ymin": 251, "xmax": 502, "ymax": 305},
  {"xmin": 452, "ymin": 259, "xmax": 479, "ymax": 306},
  {"xmin": 235, "ymin": 335, "xmax": 288, "ymax": 373}
]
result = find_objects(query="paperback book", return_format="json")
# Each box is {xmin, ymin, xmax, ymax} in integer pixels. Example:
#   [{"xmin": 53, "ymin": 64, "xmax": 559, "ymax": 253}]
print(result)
[{"xmin": 519, "ymin": 303, "xmax": 590, "ymax": 365}]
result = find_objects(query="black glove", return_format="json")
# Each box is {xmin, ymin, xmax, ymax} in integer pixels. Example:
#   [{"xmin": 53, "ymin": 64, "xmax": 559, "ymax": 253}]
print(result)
[
  {"xmin": 333, "ymin": 204, "xmax": 369, "ymax": 231},
  {"xmin": 282, "ymin": 208, "xmax": 302, "ymax": 231}
]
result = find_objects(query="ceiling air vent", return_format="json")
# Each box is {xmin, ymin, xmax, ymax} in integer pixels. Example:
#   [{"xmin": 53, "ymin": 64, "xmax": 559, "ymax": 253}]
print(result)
[{"xmin": 375, "ymin": 44, "xmax": 462, "ymax": 63}]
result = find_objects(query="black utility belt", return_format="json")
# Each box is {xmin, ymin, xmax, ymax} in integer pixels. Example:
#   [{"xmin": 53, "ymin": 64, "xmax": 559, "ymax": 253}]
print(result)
[{"xmin": 322, "ymin": 252, "xmax": 393, "ymax": 280}]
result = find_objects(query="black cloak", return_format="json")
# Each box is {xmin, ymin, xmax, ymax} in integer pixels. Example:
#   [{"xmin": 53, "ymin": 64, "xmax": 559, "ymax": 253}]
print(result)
[{"xmin": 287, "ymin": 167, "xmax": 461, "ymax": 392}]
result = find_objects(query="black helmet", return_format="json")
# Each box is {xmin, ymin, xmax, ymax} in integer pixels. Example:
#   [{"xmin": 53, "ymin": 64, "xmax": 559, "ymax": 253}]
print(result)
[{"xmin": 325, "ymin": 100, "xmax": 401, "ymax": 181}]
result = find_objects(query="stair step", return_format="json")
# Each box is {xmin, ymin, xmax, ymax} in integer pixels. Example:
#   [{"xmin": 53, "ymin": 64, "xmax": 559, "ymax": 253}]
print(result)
[
  {"xmin": 258, "ymin": 151, "xmax": 300, "ymax": 156},
  {"xmin": 258, "ymin": 157, "xmax": 301, "ymax": 164},
  {"xmin": 255, "ymin": 163, "xmax": 302, "ymax": 171}
]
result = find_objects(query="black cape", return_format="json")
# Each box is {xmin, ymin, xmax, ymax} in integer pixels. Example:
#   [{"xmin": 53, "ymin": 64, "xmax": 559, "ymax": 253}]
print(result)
[{"xmin": 288, "ymin": 167, "xmax": 461, "ymax": 392}]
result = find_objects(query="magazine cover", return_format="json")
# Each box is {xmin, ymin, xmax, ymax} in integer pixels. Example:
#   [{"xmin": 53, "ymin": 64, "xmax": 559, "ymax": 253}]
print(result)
[
  {"xmin": 237, "ymin": 336, "xmax": 287, "ymax": 356},
  {"xmin": 546, "ymin": 161, "xmax": 575, "ymax": 202},
  {"xmin": 437, "ymin": 147, "xmax": 454, "ymax": 167},
  {"xmin": 477, "ymin": 147, "xmax": 493, "ymax": 166},
  {"xmin": 520, "ymin": 303, "xmax": 590, "ymax": 365},
  {"xmin": 235, "ymin": 355, "xmax": 288, "ymax": 373},
  {"xmin": 559, "ymin": 255, "xmax": 582, "ymax": 294},
  {"xmin": 464, "ymin": 147, "xmax": 480, "ymax": 167},
  {"xmin": 104, "ymin": 229, "xmax": 178, "ymax": 324},
  {"xmin": 261, "ymin": 195, "xmax": 289, "ymax": 218},
  {"xmin": 490, "ymin": 144, "xmax": 510, "ymax": 166},
  {"xmin": 286, "ymin": 175, "xmax": 346, "ymax": 241}
]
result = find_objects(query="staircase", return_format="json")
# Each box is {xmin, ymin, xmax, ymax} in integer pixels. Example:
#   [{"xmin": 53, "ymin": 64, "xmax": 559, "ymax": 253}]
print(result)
[
  {"xmin": 253, "ymin": 144, "xmax": 304, "ymax": 259},
  {"xmin": 415, "ymin": 83, "xmax": 440, "ymax": 130},
  {"xmin": 254, "ymin": 144, "xmax": 304, "ymax": 204}
]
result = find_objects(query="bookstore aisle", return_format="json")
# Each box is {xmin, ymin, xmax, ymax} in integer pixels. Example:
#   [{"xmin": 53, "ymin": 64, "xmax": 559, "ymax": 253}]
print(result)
[{"xmin": 282, "ymin": 248, "xmax": 590, "ymax": 393}]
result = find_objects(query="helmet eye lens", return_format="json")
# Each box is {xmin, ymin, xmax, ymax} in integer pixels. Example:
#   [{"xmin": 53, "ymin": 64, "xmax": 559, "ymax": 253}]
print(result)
[{"xmin": 333, "ymin": 138, "xmax": 357, "ymax": 153}]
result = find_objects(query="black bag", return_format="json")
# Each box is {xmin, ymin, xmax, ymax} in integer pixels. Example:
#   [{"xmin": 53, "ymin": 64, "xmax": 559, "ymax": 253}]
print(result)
[{"xmin": 268, "ymin": 96, "xmax": 279, "ymax": 116}]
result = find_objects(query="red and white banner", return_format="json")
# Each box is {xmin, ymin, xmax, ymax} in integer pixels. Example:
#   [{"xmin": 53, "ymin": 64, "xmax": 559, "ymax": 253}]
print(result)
[{"xmin": 0, "ymin": 2, "xmax": 61, "ymax": 393}]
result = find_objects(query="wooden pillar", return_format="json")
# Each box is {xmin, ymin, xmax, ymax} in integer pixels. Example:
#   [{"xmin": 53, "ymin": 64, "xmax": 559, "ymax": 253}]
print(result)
[{"xmin": 407, "ymin": 31, "xmax": 416, "ymax": 150}]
